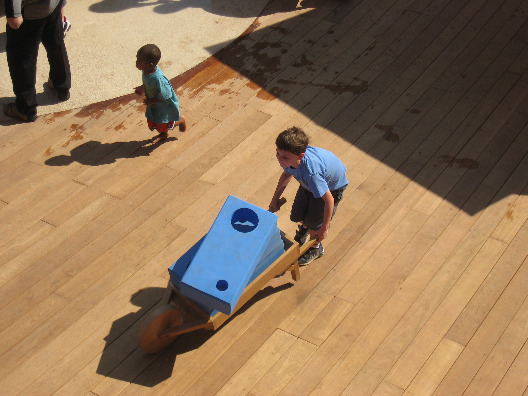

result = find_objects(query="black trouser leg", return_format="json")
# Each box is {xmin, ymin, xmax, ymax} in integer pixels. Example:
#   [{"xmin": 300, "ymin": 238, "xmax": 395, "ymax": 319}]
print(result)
[
  {"xmin": 42, "ymin": 0, "xmax": 70, "ymax": 95},
  {"xmin": 6, "ymin": 20, "xmax": 42, "ymax": 116}
]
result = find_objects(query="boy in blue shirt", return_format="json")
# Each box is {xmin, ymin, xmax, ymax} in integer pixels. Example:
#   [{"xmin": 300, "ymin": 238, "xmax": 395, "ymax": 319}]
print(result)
[
  {"xmin": 270, "ymin": 127, "xmax": 348, "ymax": 265},
  {"xmin": 135, "ymin": 44, "xmax": 186, "ymax": 138}
]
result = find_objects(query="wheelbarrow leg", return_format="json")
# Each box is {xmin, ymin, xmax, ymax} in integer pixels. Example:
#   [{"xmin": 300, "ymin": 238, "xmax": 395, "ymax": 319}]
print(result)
[{"xmin": 290, "ymin": 260, "xmax": 301, "ymax": 281}]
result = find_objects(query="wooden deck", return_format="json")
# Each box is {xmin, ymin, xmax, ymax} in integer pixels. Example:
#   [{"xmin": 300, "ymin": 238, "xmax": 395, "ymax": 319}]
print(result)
[{"xmin": 1, "ymin": 0, "xmax": 527, "ymax": 394}]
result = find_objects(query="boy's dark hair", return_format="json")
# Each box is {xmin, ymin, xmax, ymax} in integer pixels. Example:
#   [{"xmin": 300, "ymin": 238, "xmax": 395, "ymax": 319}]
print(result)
[
  {"xmin": 137, "ymin": 44, "xmax": 161, "ymax": 65},
  {"xmin": 276, "ymin": 127, "xmax": 310, "ymax": 155}
]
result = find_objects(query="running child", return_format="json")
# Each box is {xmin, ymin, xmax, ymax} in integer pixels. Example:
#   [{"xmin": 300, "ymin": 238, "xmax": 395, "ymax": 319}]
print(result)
[{"xmin": 135, "ymin": 44, "xmax": 186, "ymax": 138}]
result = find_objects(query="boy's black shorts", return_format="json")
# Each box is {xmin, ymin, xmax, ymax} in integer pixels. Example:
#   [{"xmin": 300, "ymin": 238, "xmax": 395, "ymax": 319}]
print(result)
[{"xmin": 290, "ymin": 186, "xmax": 346, "ymax": 230}]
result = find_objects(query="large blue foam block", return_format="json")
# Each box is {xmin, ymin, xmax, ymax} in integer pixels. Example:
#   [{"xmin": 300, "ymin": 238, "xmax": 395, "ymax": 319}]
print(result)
[
  {"xmin": 179, "ymin": 195, "xmax": 283, "ymax": 314},
  {"xmin": 169, "ymin": 232, "xmax": 284, "ymax": 315}
]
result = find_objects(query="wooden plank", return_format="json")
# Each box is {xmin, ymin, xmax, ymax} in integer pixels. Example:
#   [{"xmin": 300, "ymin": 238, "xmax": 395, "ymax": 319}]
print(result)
[
  {"xmin": 248, "ymin": 338, "xmax": 317, "ymax": 395},
  {"xmin": 402, "ymin": 338, "xmax": 464, "ymax": 396},
  {"xmin": 299, "ymin": 296, "xmax": 353, "ymax": 346},
  {"xmin": 372, "ymin": 381, "xmax": 404, "ymax": 396},
  {"xmin": 22, "ymin": 276, "xmax": 169, "ymax": 396},
  {"xmin": 55, "ymin": 178, "xmax": 210, "ymax": 301},
  {"xmin": 214, "ymin": 330, "xmax": 297, "ymax": 396},
  {"xmin": 0, "ymin": 160, "xmax": 44, "ymax": 203},
  {"xmin": 0, "ymin": 293, "xmax": 69, "ymax": 358},
  {"xmin": 337, "ymin": 209, "xmax": 428, "ymax": 305},
  {"xmin": 491, "ymin": 339, "xmax": 528, "ymax": 396},
  {"xmin": 0, "ymin": 164, "xmax": 183, "ymax": 321},
  {"xmin": 279, "ymin": 198, "xmax": 468, "ymax": 394},
  {"xmin": 382, "ymin": 220, "xmax": 516, "ymax": 391},
  {"xmin": 0, "ymin": 178, "xmax": 159, "ymax": 317},
  {"xmin": 167, "ymin": 107, "xmax": 270, "ymax": 172},
  {"xmin": 433, "ymin": 254, "xmax": 528, "ymax": 394},
  {"xmin": 0, "ymin": 180, "xmax": 85, "ymax": 248},
  {"xmin": 278, "ymin": 288, "xmax": 334, "ymax": 337},
  {"xmin": 0, "ymin": 220, "xmax": 54, "ymax": 267},
  {"xmin": 413, "ymin": 94, "xmax": 528, "ymax": 216},
  {"xmin": 0, "ymin": 98, "xmax": 136, "ymax": 173},
  {"xmin": 0, "ymin": 218, "xmax": 185, "ymax": 394},
  {"xmin": 321, "ymin": 237, "xmax": 506, "ymax": 395},
  {"xmin": 0, "ymin": 192, "xmax": 116, "ymax": 290},
  {"xmin": 317, "ymin": 170, "xmax": 416, "ymax": 296},
  {"xmin": 446, "ymin": 222, "xmax": 528, "ymax": 346},
  {"xmin": 463, "ymin": 294, "xmax": 528, "ymax": 395},
  {"xmin": 491, "ymin": 185, "xmax": 528, "ymax": 243},
  {"xmin": 41, "ymin": 184, "xmax": 112, "ymax": 227}
]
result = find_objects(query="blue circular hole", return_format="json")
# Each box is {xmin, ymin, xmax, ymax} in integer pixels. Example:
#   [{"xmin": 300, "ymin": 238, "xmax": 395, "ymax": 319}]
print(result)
[
  {"xmin": 216, "ymin": 280, "xmax": 228, "ymax": 291},
  {"xmin": 231, "ymin": 208, "xmax": 259, "ymax": 233}
]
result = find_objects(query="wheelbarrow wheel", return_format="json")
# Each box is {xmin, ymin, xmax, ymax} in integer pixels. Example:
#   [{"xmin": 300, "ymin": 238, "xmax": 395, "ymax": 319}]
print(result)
[{"xmin": 138, "ymin": 304, "xmax": 183, "ymax": 353}]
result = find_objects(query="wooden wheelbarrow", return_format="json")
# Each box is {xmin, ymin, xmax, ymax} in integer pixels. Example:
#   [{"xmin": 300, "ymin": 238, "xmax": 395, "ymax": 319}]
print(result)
[{"xmin": 137, "ymin": 233, "xmax": 315, "ymax": 354}]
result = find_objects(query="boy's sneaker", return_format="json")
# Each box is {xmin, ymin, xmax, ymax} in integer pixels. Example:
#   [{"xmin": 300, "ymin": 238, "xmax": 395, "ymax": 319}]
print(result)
[
  {"xmin": 299, "ymin": 243, "xmax": 324, "ymax": 266},
  {"xmin": 294, "ymin": 225, "xmax": 309, "ymax": 245},
  {"xmin": 63, "ymin": 17, "xmax": 71, "ymax": 37},
  {"xmin": 48, "ymin": 79, "xmax": 70, "ymax": 102}
]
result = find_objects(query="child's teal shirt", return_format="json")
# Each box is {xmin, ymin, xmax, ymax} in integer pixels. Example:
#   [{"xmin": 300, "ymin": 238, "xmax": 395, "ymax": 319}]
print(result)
[{"xmin": 142, "ymin": 66, "xmax": 181, "ymax": 124}]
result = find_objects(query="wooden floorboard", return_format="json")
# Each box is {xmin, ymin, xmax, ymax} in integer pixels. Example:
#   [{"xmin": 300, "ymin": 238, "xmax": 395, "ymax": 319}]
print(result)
[{"xmin": 0, "ymin": 0, "xmax": 527, "ymax": 395}]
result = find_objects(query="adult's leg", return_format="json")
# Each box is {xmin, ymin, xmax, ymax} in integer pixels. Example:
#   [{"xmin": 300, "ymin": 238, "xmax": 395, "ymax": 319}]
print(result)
[
  {"xmin": 6, "ymin": 19, "xmax": 43, "ymax": 116},
  {"xmin": 41, "ymin": 0, "xmax": 71, "ymax": 97}
]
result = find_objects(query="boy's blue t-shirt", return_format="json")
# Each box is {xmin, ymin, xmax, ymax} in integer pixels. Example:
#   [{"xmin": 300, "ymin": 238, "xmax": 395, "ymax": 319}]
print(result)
[
  {"xmin": 284, "ymin": 146, "xmax": 348, "ymax": 198},
  {"xmin": 142, "ymin": 67, "xmax": 180, "ymax": 124}
]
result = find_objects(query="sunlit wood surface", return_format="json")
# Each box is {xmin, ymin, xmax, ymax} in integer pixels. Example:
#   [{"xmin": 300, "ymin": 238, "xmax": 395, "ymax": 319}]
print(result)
[{"xmin": 0, "ymin": 0, "xmax": 527, "ymax": 394}]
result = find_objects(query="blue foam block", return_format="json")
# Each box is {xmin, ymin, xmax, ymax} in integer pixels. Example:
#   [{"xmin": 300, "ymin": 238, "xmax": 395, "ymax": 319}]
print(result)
[
  {"xmin": 180, "ymin": 195, "xmax": 281, "ymax": 314},
  {"xmin": 249, "ymin": 231, "xmax": 285, "ymax": 282},
  {"xmin": 168, "ymin": 236, "xmax": 205, "ymax": 289},
  {"xmin": 168, "ymin": 232, "xmax": 285, "ymax": 316}
]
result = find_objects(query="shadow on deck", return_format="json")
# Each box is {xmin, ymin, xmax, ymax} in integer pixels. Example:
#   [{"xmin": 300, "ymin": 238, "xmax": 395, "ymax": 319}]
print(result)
[{"xmin": 196, "ymin": 0, "xmax": 528, "ymax": 215}]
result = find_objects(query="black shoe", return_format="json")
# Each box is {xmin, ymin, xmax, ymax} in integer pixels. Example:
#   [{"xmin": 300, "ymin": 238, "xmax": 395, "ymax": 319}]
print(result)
[
  {"xmin": 294, "ymin": 225, "xmax": 309, "ymax": 245},
  {"xmin": 48, "ymin": 79, "xmax": 70, "ymax": 102},
  {"xmin": 299, "ymin": 243, "xmax": 324, "ymax": 266},
  {"xmin": 3, "ymin": 103, "xmax": 37, "ymax": 122}
]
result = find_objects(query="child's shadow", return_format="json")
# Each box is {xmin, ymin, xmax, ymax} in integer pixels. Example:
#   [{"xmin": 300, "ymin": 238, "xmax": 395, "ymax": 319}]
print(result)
[{"xmin": 45, "ymin": 137, "xmax": 176, "ymax": 166}]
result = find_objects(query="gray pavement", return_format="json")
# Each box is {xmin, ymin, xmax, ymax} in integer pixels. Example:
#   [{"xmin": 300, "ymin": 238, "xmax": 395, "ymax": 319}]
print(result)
[{"xmin": 0, "ymin": 0, "xmax": 269, "ymax": 120}]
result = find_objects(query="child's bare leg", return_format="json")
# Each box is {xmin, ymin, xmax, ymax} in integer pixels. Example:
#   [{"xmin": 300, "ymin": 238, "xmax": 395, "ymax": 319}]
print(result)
[{"xmin": 176, "ymin": 115, "xmax": 187, "ymax": 132}]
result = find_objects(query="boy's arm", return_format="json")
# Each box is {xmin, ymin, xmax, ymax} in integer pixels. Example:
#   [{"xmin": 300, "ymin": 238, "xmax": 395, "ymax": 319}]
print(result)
[
  {"xmin": 269, "ymin": 172, "xmax": 292, "ymax": 212},
  {"xmin": 312, "ymin": 190, "xmax": 334, "ymax": 242}
]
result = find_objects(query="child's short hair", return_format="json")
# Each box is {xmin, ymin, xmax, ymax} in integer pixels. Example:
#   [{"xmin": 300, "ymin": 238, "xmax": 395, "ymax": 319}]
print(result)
[
  {"xmin": 137, "ymin": 44, "xmax": 161, "ymax": 65},
  {"xmin": 276, "ymin": 127, "xmax": 310, "ymax": 155}
]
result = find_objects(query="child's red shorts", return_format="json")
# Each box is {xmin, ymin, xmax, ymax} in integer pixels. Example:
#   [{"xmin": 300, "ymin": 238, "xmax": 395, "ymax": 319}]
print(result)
[{"xmin": 147, "ymin": 119, "xmax": 176, "ymax": 133}]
